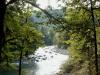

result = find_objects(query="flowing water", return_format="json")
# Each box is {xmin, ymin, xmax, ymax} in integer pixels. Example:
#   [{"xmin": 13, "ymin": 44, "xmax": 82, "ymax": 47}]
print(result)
[{"xmin": 0, "ymin": 46, "xmax": 69, "ymax": 75}]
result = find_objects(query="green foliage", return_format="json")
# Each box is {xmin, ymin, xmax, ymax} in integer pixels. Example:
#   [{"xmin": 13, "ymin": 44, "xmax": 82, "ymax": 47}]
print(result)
[
  {"xmin": 66, "ymin": 33, "xmax": 85, "ymax": 61},
  {"xmin": 57, "ymin": 0, "xmax": 100, "ymax": 75},
  {"xmin": 0, "ymin": 0, "xmax": 43, "ymax": 67},
  {"xmin": 96, "ymin": 27, "xmax": 100, "ymax": 55},
  {"xmin": 54, "ymin": 31, "xmax": 67, "ymax": 48}
]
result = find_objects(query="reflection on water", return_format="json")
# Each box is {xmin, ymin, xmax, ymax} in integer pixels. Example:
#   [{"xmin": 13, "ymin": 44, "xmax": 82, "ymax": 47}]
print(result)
[{"xmin": 0, "ymin": 46, "xmax": 69, "ymax": 75}]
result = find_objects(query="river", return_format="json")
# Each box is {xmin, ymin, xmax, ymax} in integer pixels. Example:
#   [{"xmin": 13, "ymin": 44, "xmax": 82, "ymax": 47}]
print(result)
[{"xmin": 0, "ymin": 46, "xmax": 69, "ymax": 75}]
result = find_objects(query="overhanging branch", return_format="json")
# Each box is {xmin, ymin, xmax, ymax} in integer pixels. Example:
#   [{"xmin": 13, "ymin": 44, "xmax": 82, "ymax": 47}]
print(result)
[
  {"xmin": 6, "ymin": 0, "xmax": 18, "ymax": 6},
  {"xmin": 25, "ymin": 0, "xmax": 68, "ymax": 24}
]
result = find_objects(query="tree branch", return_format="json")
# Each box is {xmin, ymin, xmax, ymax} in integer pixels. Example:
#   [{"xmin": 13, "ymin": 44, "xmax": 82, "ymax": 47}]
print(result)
[
  {"xmin": 5, "ymin": 37, "xmax": 17, "ymax": 44},
  {"xmin": 93, "ymin": 7, "xmax": 100, "ymax": 10},
  {"xmin": 25, "ymin": 0, "xmax": 67, "ymax": 24},
  {"xmin": 6, "ymin": 0, "xmax": 18, "ymax": 6}
]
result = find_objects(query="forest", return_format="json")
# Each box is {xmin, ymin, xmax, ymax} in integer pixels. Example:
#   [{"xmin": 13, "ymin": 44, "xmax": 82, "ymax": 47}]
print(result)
[{"xmin": 0, "ymin": 0, "xmax": 100, "ymax": 75}]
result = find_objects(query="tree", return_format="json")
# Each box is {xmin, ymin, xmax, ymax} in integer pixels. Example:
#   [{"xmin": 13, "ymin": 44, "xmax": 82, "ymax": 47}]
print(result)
[
  {"xmin": 0, "ymin": 0, "xmax": 6, "ymax": 62},
  {"xmin": 90, "ymin": 0, "xmax": 98, "ymax": 74},
  {"xmin": 57, "ymin": 0, "xmax": 100, "ymax": 74},
  {"xmin": 0, "ymin": 1, "xmax": 44, "ymax": 75}
]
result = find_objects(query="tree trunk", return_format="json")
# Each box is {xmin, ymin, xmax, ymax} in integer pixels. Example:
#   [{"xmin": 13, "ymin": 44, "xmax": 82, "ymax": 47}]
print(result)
[
  {"xmin": 0, "ymin": 0, "xmax": 6, "ymax": 63},
  {"xmin": 90, "ymin": 0, "xmax": 98, "ymax": 75},
  {"xmin": 87, "ymin": 48, "xmax": 92, "ymax": 75},
  {"xmin": 19, "ymin": 49, "xmax": 23, "ymax": 75}
]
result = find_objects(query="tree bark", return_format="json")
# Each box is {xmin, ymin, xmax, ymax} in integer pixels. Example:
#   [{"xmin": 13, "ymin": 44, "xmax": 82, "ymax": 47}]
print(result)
[
  {"xmin": 0, "ymin": 0, "xmax": 6, "ymax": 63},
  {"xmin": 90, "ymin": 0, "xmax": 98, "ymax": 75}
]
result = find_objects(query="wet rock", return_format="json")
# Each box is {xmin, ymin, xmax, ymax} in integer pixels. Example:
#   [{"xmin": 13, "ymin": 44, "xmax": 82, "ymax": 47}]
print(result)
[
  {"xmin": 45, "ymin": 51, "xmax": 48, "ymax": 53},
  {"xmin": 35, "ymin": 59, "xmax": 39, "ymax": 62},
  {"xmin": 51, "ymin": 55, "xmax": 53, "ymax": 58},
  {"xmin": 38, "ymin": 55, "xmax": 42, "ymax": 57},
  {"xmin": 49, "ymin": 51, "xmax": 52, "ymax": 54},
  {"xmin": 43, "ymin": 55, "xmax": 46, "ymax": 57},
  {"xmin": 55, "ymin": 53, "xmax": 57, "ymax": 55},
  {"xmin": 42, "ymin": 57, "xmax": 47, "ymax": 60}
]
